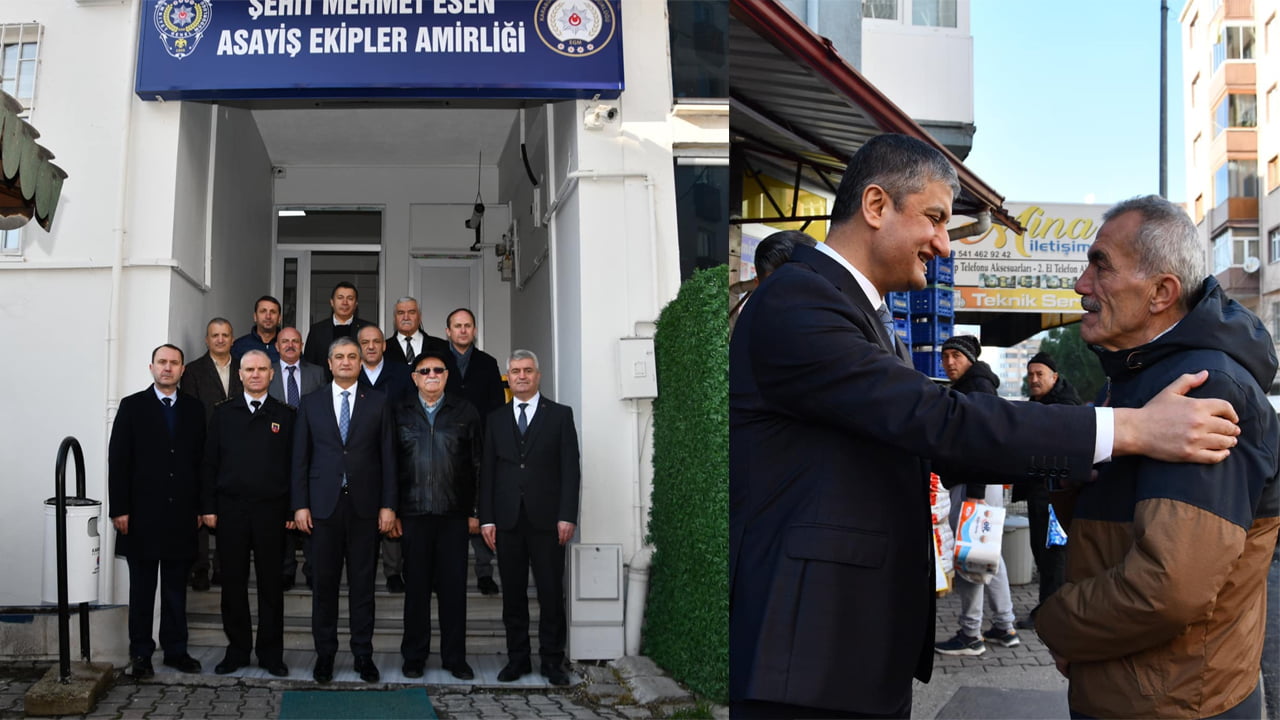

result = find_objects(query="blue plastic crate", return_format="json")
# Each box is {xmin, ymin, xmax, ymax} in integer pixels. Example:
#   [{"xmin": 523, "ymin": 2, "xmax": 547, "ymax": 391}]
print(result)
[
  {"xmin": 893, "ymin": 316, "xmax": 912, "ymax": 346},
  {"xmin": 887, "ymin": 292, "xmax": 910, "ymax": 315},
  {"xmin": 909, "ymin": 287, "xmax": 955, "ymax": 317},
  {"xmin": 911, "ymin": 316, "xmax": 954, "ymax": 345},
  {"xmin": 913, "ymin": 350, "xmax": 945, "ymax": 378},
  {"xmin": 926, "ymin": 256, "xmax": 955, "ymax": 284}
]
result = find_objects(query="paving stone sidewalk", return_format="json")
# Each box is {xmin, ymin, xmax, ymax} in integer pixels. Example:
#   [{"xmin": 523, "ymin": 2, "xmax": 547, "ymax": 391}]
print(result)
[{"xmin": 0, "ymin": 657, "xmax": 726, "ymax": 719}]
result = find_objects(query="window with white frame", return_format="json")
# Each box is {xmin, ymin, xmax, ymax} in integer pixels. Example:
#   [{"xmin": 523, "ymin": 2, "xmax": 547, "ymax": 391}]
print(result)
[
  {"xmin": 912, "ymin": 0, "xmax": 956, "ymax": 27},
  {"xmin": 0, "ymin": 24, "xmax": 41, "ymax": 113},
  {"xmin": 1212, "ymin": 25, "xmax": 1255, "ymax": 73},
  {"xmin": 0, "ymin": 228, "xmax": 19, "ymax": 254},
  {"xmin": 1270, "ymin": 226, "xmax": 1280, "ymax": 265},
  {"xmin": 1213, "ymin": 93, "xmax": 1257, "ymax": 135},
  {"xmin": 1212, "ymin": 228, "xmax": 1258, "ymax": 274},
  {"xmin": 862, "ymin": 0, "xmax": 898, "ymax": 20}
]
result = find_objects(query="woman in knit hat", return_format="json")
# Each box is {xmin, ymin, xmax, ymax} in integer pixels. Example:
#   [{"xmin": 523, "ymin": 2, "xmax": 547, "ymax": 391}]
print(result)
[{"xmin": 933, "ymin": 334, "xmax": 1021, "ymax": 657}]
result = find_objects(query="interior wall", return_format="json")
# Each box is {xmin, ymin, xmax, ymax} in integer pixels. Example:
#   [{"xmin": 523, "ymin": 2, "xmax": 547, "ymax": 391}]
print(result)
[{"xmin": 273, "ymin": 164, "xmax": 509, "ymax": 348}]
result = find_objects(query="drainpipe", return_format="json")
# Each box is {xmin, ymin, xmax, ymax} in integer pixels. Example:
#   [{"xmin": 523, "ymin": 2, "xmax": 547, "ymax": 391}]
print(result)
[
  {"xmin": 948, "ymin": 210, "xmax": 991, "ymax": 242},
  {"xmin": 102, "ymin": 0, "xmax": 143, "ymax": 604}
]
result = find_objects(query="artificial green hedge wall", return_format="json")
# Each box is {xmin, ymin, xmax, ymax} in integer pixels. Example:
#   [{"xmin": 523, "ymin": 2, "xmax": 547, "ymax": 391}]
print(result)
[{"xmin": 643, "ymin": 264, "xmax": 729, "ymax": 703}]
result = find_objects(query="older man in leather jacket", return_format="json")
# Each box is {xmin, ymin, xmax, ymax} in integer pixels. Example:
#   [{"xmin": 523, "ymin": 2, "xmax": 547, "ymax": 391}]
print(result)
[{"xmin": 391, "ymin": 348, "xmax": 482, "ymax": 680}]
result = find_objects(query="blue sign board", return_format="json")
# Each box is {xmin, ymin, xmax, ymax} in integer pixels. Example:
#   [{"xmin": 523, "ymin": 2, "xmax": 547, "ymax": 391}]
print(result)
[{"xmin": 136, "ymin": 0, "xmax": 624, "ymax": 100}]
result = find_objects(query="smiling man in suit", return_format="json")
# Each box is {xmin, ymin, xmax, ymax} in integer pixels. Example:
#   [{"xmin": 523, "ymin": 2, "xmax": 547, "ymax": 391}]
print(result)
[
  {"xmin": 729, "ymin": 133, "xmax": 1245, "ymax": 718},
  {"xmin": 271, "ymin": 326, "xmax": 326, "ymax": 592},
  {"xmin": 302, "ymin": 282, "xmax": 371, "ymax": 379},
  {"xmin": 480, "ymin": 349, "xmax": 580, "ymax": 687},
  {"xmin": 292, "ymin": 336, "xmax": 397, "ymax": 684},
  {"xmin": 109, "ymin": 344, "xmax": 206, "ymax": 680}
]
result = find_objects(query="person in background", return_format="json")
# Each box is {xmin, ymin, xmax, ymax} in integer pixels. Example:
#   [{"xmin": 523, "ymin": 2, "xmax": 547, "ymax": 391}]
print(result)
[
  {"xmin": 1015, "ymin": 350, "xmax": 1081, "ymax": 630},
  {"xmin": 303, "ymin": 282, "xmax": 372, "ymax": 380},
  {"xmin": 231, "ymin": 296, "xmax": 282, "ymax": 363},
  {"xmin": 730, "ymin": 230, "xmax": 817, "ymax": 334},
  {"xmin": 930, "ymin": 335, "xmax": 1019, "ymax": 657}
]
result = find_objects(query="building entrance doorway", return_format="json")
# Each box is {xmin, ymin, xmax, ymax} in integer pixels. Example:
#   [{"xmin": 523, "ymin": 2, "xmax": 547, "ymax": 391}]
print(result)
[{"xmin": 273, "ymin": 207, "xmax": 383, "ymax": 335}]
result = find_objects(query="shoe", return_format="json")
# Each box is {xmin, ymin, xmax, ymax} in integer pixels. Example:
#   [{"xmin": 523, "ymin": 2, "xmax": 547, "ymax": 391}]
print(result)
[
  {"xmin": 934, "ymin": 632, "xmax": 986, "ymax": 656},
  {"xmin": 402, "ymin": 659, "xmax": 425, "ymax": 679},
  {"xmin": 478, "ymin": 576, "xmax": 500, "ymax": 595},
  {"xmin": 541, "ymin": 663, "xmax": 570, "ymax": 686},
  {"xmin": 191, "ymin": 573, "xmax": 210, "ymax": 591},
  {"xmin": 983, "ymin": 626, "xmax": 1021, "ymax": 648},
  {"xmin": 313, "ymin": 656, "xmax": 334, "ymax": 684},
  {"xmin": 162, "ymin": 654, "xmax": 202, "ymax": 673},
  {"xmin": 497, "ymin": 659, "xmax": 531, "ymax": 682},
  {"xmin": 210, "ymin": 571, "xmax": 222, "ymax": 587},
  {"xmin": 214, "ymin": 658, "xmax": 245, "ymax": 675},
  {"xmin": 130, "ymin": 656, "xmax": 154, "ymax": 680},
  {"xmin": 354, "ymin": 655, "xmax": 380, "ymax": 683},
  {"xmin": 386, "ymin": 574, "xmax": 405, "ymax": 593},
  {"xmin": 444, "ymin": 661, "xmax": 475, "ymax": 680},
  {"xmin": 261, "ymin": 661, "xmax": 289, "ymax": 678},
  {"xmin": 1015, "ymin": 616, "xmax": 1036, "ymax": 630},
  {"xmin": 281, "ymin": 575, "xmax": 295, "ymax": 592}
]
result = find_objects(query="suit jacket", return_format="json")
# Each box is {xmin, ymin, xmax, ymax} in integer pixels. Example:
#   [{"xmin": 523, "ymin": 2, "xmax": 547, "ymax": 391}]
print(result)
[
  {"xmin": 359, "ymin": 361, "xmax": 413, "ymax": 403},
  {"xmin": 291, "ymin": 383, "xmax": 396, "ymax": 521},
  {"xmin": 445, "ymin": 346, "xmax": 508, "ymax": 425},
  {"xmin": 728, "ymin": 243, "xmax": 1098, "ymax": 715},
  {"xmin": 201, "ymin": 394, "xmax": 295, "ymax": 514},
  {"xmin": 384, "ymin": 327, "xmax": 452, "ymax": 368},
  {"xmin": 268, "ymin": 359, "xmax": 325, "ymax": 406},
  {"xmin": 108, "ymin": 387, "xmax": 206, "ymax": 559},
  {"xmin": 479, "ymin": 397, "xmax": 580, "ymax": 531},
  {"xmin": 302, "ymin": 317, "xmax": 372, "ymax": 373},
  {"xmin": 181, "ymin": 352, "xmax": 242, "ymax": 423}
]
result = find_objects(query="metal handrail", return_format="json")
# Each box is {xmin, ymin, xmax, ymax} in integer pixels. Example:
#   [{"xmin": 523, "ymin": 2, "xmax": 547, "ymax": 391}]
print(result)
[{"xmin": 53, "ymin": 436, "xmax": 91, "ymax": 683}]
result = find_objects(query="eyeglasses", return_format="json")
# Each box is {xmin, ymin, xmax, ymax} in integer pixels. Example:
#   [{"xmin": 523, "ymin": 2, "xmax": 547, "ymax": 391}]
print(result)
[{"xmin": 414, "ymin": 367, "xmax": 447, "ymax": 375}]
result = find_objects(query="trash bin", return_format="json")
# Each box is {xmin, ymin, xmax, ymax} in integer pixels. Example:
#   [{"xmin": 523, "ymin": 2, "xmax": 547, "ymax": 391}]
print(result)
[
  {"xmin": 43, "ymin": 497, "xmax": 102, "ymax": 604},
  {"xmin": 1002, "ymin": 514, "xmax": 1033, "ymax": 586}
]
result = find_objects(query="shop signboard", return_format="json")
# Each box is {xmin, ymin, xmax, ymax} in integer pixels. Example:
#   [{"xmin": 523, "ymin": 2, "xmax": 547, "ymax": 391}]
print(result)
[
  {"xmin": 952, "ymin": 203, "xmax": 1104, "ymax": 314},
  {"xmin": 136, "ymin": 0, "xmax": 624, "ymax": 100}
]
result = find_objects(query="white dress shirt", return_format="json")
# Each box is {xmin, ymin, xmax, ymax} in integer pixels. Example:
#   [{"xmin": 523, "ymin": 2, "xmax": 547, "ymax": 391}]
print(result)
[
  {"xmin": 512, "ymin": 392, "xmax": 541, "ymax": 424},
  {"xmin": 331, "ymin": 382, "xmax": 357, "ymax": 420}
]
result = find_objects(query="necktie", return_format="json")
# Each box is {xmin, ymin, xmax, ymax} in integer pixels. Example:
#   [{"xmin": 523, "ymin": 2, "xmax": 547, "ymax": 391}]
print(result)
[
  {"xmin": 339, "ymin": 390, "xmax": 351, "ymax": 444},
  {"xmin": 250, "ymin": 400, "xmax": 261, "ymax": 414},
  {"xmin": 877, "ymin": 304, "xmax": 910, "ymax": 363},
  {"xmin": 286, "ymin": 365, "xmax": 300, "ymax": 407},
  {"xmin": 404, "ymin": 337, "xmax": 415, "ymax": 363},
  {"xmin": 162, "ymin": 396, "xmax": 175, "ymax": 435},
  {"xmin": 518, "ymin": 402, "xmax": 529, "ymax": 435}
]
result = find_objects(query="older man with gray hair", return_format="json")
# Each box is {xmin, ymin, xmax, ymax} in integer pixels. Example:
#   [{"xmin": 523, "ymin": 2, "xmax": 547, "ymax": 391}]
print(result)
[{"xmin": 1037, "ymin": 194, "xmax": 1280, "ymax": 719}]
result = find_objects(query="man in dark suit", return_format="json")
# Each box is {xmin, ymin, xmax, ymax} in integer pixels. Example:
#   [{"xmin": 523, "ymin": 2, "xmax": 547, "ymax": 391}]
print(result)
[
  {"xmin": 231, "ymin": 295, "xmax": 282, "ymax": 363},
  {"xmin": 729, "ymin": 133, "xmax": 1243, "ymax": 718},
  {"xmin": 444, "ymin": 307, "xmax": 507, "ymax": 596},
  {"xmin": 357, "ymin": 324, "xmax": 413, "ymax": 592},
  {"xmin": 200, "ymin": 350, "xmax": 294, "ymax": 678},
  {"xmin": 109, "ymin": 344, "xmax": 206, "ymax": 680},
  {"xmin": 269, "ymin": 326, "xmax": 325, "ymax": 408},
  {"xmin": 480, "ymin": 349, "xmax": 580, "ymax": 687},
  {"xmin": 383, "ymin": 296, "xmax": 451, "ymax": 368},
  {"xmin": 182, "ymin": 317, "xmax": 242, "ymax": 591},
  {"xmin": 271, "ymin": 326, "xmax": 326, "ymax": 590},
  {"xmin": 303, "ymin": 282, "xmax": 371, "ymax": 377},
  {"xmin": 292, "ymin": 336, "xmax": 397, "ymax": 684}
]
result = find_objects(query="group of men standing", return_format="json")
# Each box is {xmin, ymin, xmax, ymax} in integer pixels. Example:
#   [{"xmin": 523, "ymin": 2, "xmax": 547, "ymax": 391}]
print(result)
[{"xmin": 108, "ymin": 285, "xmax": 581, "ymax": 688}]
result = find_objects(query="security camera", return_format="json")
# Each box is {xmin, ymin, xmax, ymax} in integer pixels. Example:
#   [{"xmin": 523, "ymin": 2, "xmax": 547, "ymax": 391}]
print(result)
[{"xmin": 583, "ymin": 104, "xmax": 618, "ymax": 131}]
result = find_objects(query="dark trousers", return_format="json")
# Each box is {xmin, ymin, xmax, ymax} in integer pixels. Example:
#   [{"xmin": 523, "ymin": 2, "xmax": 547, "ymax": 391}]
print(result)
[
  {"xmin": 470, "ymin": 534, "xmax": 495, "ymax": 580},
  {"xmin": 310, "ymin": 492, "xmax": 379, "ymax": 658},
  {"xmin": 193, "ymin": 525, "xmax": 220, "ymax": 578},
  {"xmin": 282, "ymin": 529, "xmax": 312, "ymax": 583},
  {"xmin": 496, "ymin": 508, "xmax": 567, "ymax": 668},
  {"xmin": 216, "ymin": 496, "xmax": 287, "ymax": 666},
  {"xmin": 125, "ymin": 553, "xmax": 193, "ymax": 660},
  {"xmin": 1026, "ymin": 482, "xmax": 1066, "ymax": 606},
  {"xmin": 401, "ymin": 514, "xmax": 469, "ymax": 665}
]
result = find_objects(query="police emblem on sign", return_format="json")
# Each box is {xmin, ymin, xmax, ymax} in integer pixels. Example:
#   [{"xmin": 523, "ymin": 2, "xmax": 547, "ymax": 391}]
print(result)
[
  {"xmin": 153, "ymin": 0, "xmax": 212, "ymax": 60},
  {"xmin": 534, "ymin": 0, "xmax": 616, "ymax": 58}
]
